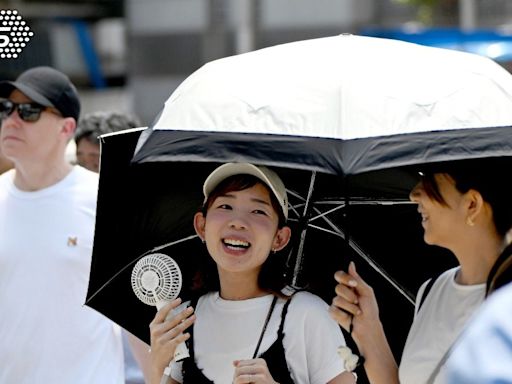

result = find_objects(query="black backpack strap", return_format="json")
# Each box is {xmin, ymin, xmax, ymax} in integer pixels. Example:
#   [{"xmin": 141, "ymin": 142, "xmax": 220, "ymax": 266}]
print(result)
[
  {"xmin": 418, "ymin": 272, "xmax": 442, "ymax": 313},
  {"xmin": 487, "ymin": 243, "xmax": 512, "ymax": 296},
  {"xmin": 252, "ymin": 295, "xmax": 278, "ymax": 358}
]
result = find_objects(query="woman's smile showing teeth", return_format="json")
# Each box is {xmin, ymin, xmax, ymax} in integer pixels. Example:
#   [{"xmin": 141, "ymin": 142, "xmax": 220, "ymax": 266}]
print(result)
[
  {"xmin": 418, "ymin": 208, "xmax": 429, "ymax": 223},
  {"xmin": 222, "ymin": 238, "xmax": 250, "ymax": 251}
]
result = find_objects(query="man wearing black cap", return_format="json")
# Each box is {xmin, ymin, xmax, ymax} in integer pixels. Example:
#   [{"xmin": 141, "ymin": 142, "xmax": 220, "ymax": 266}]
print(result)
[{"xmin": 0, "ymin": 67, "xmax": 124, "ymax": 384}]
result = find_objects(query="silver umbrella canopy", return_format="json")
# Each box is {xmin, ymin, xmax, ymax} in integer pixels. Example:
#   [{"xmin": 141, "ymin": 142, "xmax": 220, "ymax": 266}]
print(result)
[
  {"xmin": 86, "ymin": 34, "xmax": 512, "ymax": 353},
  {"xmin": 141, "ymin": 33, "xmax": 512, "ymax": 172}
]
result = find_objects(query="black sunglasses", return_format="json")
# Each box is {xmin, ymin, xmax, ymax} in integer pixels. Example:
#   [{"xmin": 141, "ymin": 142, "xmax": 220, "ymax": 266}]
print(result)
[{"xmin": 0, "ymin": 99, "xmax": 58, "ymax": 122}]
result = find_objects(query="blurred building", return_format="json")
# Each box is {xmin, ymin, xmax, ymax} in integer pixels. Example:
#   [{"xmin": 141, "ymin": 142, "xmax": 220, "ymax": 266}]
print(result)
[{"xmin": 2, "ymin": 0, "xmax": 512, "ymax": 123}]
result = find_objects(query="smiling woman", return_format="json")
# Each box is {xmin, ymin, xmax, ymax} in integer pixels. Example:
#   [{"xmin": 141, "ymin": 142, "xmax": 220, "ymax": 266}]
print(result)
[
  {"xmin": 330, "ymin": 158, "xmax": 512, "ymax": 384},
  {"xmin": 147, "ymin": 163, "xmax": 356, "ymax": 384},
  {"xmin": 409, "ymin": 173, "xmax": 481, "ymax": 248}
]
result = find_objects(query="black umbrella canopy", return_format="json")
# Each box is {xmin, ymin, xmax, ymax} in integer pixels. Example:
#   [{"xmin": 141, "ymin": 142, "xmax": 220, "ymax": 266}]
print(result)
[
  {"xmin": 87, "ymin": 128, "xmax": 455, "ymax": 354},
  {"xmin": 134, "ymin": 125, "xmax": 512, "ymax": 177}
]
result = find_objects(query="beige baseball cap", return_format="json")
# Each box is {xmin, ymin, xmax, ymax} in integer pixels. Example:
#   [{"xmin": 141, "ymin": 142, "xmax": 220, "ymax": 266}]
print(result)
[{"xmin": 203, "ymin": 163, "xmax": 288, "ymax": 220}]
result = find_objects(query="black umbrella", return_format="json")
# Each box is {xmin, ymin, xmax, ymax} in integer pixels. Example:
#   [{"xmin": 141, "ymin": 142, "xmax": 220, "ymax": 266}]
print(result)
[
  {"xmin": 88, "ymin": 129, "xmax": 405, "ymax": 347},
  {"xmin": 85, "ymin": 35, "xmax": 512, "ymax": 363}
]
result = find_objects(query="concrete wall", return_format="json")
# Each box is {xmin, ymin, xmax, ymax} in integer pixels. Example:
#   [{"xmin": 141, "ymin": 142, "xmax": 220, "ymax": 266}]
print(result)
[{"xmin": 125, "ymin": 0, "xmax": 375, "ymax": 124}]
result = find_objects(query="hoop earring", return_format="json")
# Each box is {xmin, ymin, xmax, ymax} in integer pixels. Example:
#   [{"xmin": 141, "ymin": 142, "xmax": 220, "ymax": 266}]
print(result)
[{"xmin": 466, "ymin": 218, "xmax": 475, "ymax": 227}]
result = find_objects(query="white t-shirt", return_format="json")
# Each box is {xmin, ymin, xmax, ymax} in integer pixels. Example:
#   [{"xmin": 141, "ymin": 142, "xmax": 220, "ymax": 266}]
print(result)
[
  {"xmin": 0, "ymin": 167, "xmax": 124, "ymax": 384},
  {"xmin": 171, "ymin": 291, "xmax": 347, "ymax": 384},
  {"xmin": 398, "ymin": 267, "xmax": 485, "ymax": 384}
]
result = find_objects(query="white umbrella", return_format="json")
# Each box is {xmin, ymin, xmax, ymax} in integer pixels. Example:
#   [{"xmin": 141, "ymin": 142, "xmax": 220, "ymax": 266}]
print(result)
[
  {"xmin": 136, "ymin": 34, "xmax": 512, "ymax": 178},
  {"xmin": 151, "ymin": 33, "xmax": 512, "ymax": 139}
]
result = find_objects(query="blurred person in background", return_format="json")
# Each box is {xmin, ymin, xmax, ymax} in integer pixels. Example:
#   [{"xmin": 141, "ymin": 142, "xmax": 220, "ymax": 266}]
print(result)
[
  {"xmin": 445, "ymin": 280, "xmax": 512, "ymax": 383},
  {"xmin": 75, "ymin": 111, "xmax": 150, "ymax": 384},
  {"xmin": 75, "ymin": 111, "xmax": 140, "ymax": 173},
  {"xmin": 0, "ymin": 66, "xmax": 124, "ymax": 384},
  {"xmin": 330, "ymin": 161, "xmax": 512, "ymax": 384},
  {"xmin": 445, "ymin": 232, "xmax": 512, "ymax": 384}
]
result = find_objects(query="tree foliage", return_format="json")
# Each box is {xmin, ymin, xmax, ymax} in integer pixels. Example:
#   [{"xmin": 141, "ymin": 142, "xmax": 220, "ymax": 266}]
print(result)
[{"xmin": 394, "ymin": 0, "xmax": 456, "ymax": 26}]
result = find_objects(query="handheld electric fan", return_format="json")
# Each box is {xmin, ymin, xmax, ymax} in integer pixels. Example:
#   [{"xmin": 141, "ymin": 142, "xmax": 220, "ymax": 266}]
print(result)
[{"xmin": 131, "ymin": 253, "xmax": 189, "ymax": 361}]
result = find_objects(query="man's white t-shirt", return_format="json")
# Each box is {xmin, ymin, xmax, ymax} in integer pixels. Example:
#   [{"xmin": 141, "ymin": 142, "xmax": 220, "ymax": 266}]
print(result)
[{"xmin": 0, "ymin": 167, "xmax": 124, "ymax": 384}]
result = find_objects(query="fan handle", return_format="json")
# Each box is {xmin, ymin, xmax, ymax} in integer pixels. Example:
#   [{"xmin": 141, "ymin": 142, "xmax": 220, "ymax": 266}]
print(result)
[{"xmin": 156, "ymin": 299, "xmax": 190, "ymax": 361}]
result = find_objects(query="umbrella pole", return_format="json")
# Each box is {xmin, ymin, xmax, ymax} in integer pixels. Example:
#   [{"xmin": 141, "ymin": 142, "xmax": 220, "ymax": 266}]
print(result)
[
  {"xmin": 306, "ymin": 207, "xmax": 416, "ymax": 305},
  {"xmin": 285, "ymin": 175, "xmax": 415, "ymax": 305},
  {"xmin": 343, "ymin": 177, "xmax": 351, "ymax": 262},
  {"xmin": 341, "ymin": 178, "xmax": 415, "ymax": 305},
  {"xmin": 290, "ymin": 171, "xmax": 316, "ymax": 289}
]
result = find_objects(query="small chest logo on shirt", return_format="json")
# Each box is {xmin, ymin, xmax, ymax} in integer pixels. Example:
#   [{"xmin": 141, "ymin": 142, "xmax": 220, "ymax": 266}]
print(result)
[{"xmin": 67, "ymin": 236, "xmax": 78, "ymax": 247}]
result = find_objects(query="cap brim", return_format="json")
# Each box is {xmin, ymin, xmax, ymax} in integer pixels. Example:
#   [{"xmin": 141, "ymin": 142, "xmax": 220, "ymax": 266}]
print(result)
[
  {"xmin": 0, "ymin": 81, "xmax": 55, "ymax": 107},
  {"xmin": 203, "ymin": 163, "xmax": 288, "ymax": 219},
  {"xmin": 204, "ymin": 163, "xmax": 270, "ymax": 197}
]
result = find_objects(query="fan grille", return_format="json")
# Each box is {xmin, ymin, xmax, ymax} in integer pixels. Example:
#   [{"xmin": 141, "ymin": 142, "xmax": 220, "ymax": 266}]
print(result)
[{"xmin": 131, "ymin": 253, "xmax": 182, "ymax": 306}]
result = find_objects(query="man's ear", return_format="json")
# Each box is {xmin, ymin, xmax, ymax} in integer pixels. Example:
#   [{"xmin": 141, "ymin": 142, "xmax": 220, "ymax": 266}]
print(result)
[
  {"xmin": 193, "ymin": 212, "xmax": 206, "ymax": 241},
  {"xmin": 61, "ymin": 117, "xmax": 76, "ymax": 140},
  {"xmin": 272, "ymin": 226, "xmax": 292, "ymax": 252}
]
